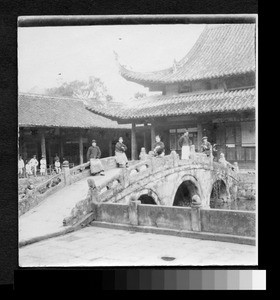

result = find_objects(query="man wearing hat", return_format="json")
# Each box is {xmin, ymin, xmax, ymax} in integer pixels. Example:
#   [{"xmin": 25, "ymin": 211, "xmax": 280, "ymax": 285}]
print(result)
[
  {"xmin": 115, "ymin": 136, "xmax": 129, "ymax": 167},
  {"xmin": 87, "ymin": 140, "xmax": 105, "ymax": 176},
  {"xmin": 201, "ymin": 136, "xmax": 212, "ymax": 157}
]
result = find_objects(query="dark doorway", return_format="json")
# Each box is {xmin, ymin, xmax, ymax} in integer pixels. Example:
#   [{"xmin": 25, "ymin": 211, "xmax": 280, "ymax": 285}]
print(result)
[
  {"xmin": 138, "ymin": 194, "xmax": 157, "ymax": 205},
  {"xmin": 173, "ymin": 180, "xmax": 198, "ymax": 207}
]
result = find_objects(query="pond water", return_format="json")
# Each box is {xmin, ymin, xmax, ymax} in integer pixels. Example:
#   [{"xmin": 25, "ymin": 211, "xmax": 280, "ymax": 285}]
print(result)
[{"xmin": 210, "ymin": 198, "xmax": 255, "ymax": 211}]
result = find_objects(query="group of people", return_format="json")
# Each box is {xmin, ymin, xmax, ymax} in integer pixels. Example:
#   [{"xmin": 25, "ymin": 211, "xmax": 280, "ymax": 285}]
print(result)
[
  {"xmin": 18, "ymin": 154, "xmax": 62, "ymax": 178},
  {"xmin": 86, "ymin": 137, "xmax": 129, "ymax": 176},
  {"xmin": 178, "ymin": 130, "xmax": 213, "ymax": 159},
  {"xmin": 20, "ymin": 132, "xmax": 235, "ymax": 179}
]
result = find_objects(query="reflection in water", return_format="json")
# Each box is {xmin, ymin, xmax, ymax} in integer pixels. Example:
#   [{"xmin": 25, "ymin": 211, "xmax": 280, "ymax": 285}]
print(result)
[{"xmin": 210, "ymin": 198, "xmax": 255, "ymax": 211}]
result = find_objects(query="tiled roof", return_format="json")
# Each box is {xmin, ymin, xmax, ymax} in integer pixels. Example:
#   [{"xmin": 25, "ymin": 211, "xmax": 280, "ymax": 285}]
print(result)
[
  {"xmin": 120, "ymin": 24, "xmax": 256, "ymax": 84},
  {"xmin": 86, "ymin": 89, "xmax": 256, "ymax": 120},
  {"xmin": 18, "ymin": 93, "xmax": 130, "ymax": 129}
]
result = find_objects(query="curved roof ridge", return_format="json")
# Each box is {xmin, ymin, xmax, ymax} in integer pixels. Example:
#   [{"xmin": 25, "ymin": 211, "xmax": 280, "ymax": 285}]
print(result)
[
  {"xmin": 19, "ymin": 92, "xmax": 86, "ymax": 104},
  {"xmin": 119, "ymin": 24, "xmax": 256, "ymax": 85}
]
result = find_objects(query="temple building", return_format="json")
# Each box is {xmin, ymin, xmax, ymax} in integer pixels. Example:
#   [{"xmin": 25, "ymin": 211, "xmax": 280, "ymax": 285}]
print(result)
[
  {"xmin": 18, "ymin": 93, "xmax": 131, "ymax": 168},
  {"xmin": 87, "ymin": 24, "xmax": 256, "ymax": 169}
]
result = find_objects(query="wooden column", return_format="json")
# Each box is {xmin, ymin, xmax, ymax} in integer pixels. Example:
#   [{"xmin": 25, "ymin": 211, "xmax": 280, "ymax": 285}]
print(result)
[
  {"xmin": 197, "ymin": 124, "xmax": 202, "ymax": 152},
  {"xmin": 41, "ymin": 131, "xmax": 46, "ymax": 158},
  {"xmin": 150, "ymin": 123, "xmax": 156, "ymax": 150},
  {"xmin": 108, "ymin": 135, "xmax": 113, "ymax": 157},
  {"xmin": 143, "ymin": 130, "xmax": 147, "ymax": 151},
  {"xmin": 79, "ymin": 132, "xmax": 83, "ymax": 165},
  {"xmin": 48, "ymin": 141, "xmax": 52, "ymax": 166},
  {"xmin": 60, "ymin": 139, "xmax": 64, "ymax": 161},
  {"xmin": 131, "ymin": 123, "xmax": 137, "ymax": 160}
]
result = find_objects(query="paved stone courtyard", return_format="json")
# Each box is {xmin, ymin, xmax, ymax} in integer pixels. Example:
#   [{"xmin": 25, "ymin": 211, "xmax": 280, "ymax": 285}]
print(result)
[{"xmin": 19, "ymin": 226, "xmax": 257, "ymax": 267}]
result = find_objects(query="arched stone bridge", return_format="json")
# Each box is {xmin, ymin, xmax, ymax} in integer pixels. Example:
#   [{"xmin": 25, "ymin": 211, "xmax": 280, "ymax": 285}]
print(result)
[{"xmin": 64, "ymin": 151, "xmax": 239, "ymax": 226}]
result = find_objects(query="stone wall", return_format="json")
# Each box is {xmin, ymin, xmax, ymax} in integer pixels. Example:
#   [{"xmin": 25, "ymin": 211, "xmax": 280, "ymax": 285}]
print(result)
[
  {"xmin": 97, "ymin": 203, "xmax": 130, "ymax": 225},
  {"xmin": 200, "ymin": 208, "xmax": 255, "ymax": 237},
  {"xmin": 138, "ymin": 204, "xmax": 192, "ymax": 231},
  {"xmin": 86, "ymin": 201, "xmax": 255, "ymax": 239}
]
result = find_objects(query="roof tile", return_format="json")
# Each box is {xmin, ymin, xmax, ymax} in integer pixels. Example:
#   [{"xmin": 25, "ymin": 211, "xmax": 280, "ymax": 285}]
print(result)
[
  {"xmin": 120, "ymin": 24, "xmax": 256, "ymax": 84},
  {"xmin": 86, "ymin": 88, "xmax": 256, "ymax": 120},
  {"xmin": 18, "ymin": 93, "xmax": 130, "ymax": 129}
]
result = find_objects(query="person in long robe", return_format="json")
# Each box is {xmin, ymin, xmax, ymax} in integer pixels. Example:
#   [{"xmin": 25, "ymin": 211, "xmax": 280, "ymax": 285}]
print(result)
[
  {"xmin": 178, "ymin": 130, "xmax": 191, "ymax": 159},
  {"xmin": 153, "ymin": 135, "xmax": 165, "ymax": 157},
  {"xmin": 115, "ymin": 137, "xmax": 129, "ymax": 167},
  {"xmin": 87, "ymin": 140, "xmax": 105, "ymax": 176},
  {"xmin": 201, "ymin": 136, "xmax": 212, "ymax": 157}
]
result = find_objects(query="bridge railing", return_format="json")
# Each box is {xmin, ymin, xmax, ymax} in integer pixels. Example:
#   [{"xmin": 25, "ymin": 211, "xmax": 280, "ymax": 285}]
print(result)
[
  {"xmin": 19, "ymin": 171, "xmax": 65, "ymax": 217},
  {"xmin": 85, "ymin": 151, "xmax": 238, "ymax": 205},
  {"xmin": 69, "ymin": 161, "xmax": 91, "ymax": 184}
]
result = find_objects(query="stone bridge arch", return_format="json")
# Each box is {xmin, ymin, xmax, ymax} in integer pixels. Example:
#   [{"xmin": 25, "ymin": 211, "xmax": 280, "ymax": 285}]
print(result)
[
  {"xmin": 210, "ymin": 179, "xmax": 229, "ymax": 208},
  {"xmin": 132, "ymin": 188, "xmax": 160, "ymax": 205},
  {"xmin": 171, "ymin": 174, "xmax": 202, "ymax": 207}
]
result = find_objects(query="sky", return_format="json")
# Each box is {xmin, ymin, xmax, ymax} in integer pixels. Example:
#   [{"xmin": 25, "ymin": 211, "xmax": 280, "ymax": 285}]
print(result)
[{"xmin": 18, "ymin": 24, "xmax": 205, "ymax": 102}]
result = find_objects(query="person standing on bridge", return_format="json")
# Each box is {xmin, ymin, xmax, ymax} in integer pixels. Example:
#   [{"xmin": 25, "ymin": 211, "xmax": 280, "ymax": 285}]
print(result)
[
  {"xmin": 115, "ymin": 137, "xmax": 129, "ymax": 168},
  {"xmin": 178, "ymin": 130, "xmax": 191, "ymax": 159},
  {"xmin": 201, "ymin": 136, "xmax": 212, "ymax": 157},
  {"xmin": 87, "ymin": 140, "xmax": 105, "ymax": 176},
  {"xmin": 153, "ymin": 135, "xmax": 165, "ymax": 157}
]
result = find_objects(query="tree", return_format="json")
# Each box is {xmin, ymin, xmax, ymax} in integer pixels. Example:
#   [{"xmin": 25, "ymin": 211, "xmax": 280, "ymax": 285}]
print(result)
[
  {"xmin": 46, "ymin": 76, "xmax": 113, "ymax": 104},
  {"xmin": 134, "ymin": 91, "xmax": 147, "ymax": 99}
]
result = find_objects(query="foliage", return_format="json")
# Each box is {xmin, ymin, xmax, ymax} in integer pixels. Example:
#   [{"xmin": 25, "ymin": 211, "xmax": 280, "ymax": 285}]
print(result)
[
  {"xmin": 134, "ymin": 91, "xmax": 147, "ymax": 99},
  {"xmin": 46, "ymin": 76, "xmax": 113, "ymax": 104}
]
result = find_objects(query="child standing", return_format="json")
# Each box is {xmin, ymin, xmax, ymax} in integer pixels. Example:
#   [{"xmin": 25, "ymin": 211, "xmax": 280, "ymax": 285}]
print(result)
[
  {"xmin": 18, "ymin": 155, "xmax": 25, "ymax": 178},
  {"xmin": 54, "ymin": 158, "xmax": 61, "ymax": 174},
  {"xmin": 29, "ymin": 155, "xmax": 39, "ymax": 177},
  {"xmin": 25, "ymin": 160, "xmax": 32, "ymax": 178},
  {"xmin": 40, "ymin": 155, "xmax": 47, "ymax": 176}
]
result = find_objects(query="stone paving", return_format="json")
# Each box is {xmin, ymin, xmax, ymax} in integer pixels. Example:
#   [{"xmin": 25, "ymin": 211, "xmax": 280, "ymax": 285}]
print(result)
[
  {"xmin": 19, "ymin": 169, "xmax": 122, "ymax": 243},
  {"xmin": 19, "ymin": 226, "xmax": 257, "ymax": 267}
]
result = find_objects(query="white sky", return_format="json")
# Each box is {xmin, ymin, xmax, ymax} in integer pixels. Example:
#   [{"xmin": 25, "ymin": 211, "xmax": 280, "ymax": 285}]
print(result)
[{"xmin": 18, "ymin": 24, "xmax": 205, "ymax": 102}]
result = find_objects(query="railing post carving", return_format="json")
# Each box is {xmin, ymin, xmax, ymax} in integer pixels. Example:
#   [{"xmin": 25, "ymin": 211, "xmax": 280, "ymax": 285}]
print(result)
[
  {"xmin": 191, "ymin": 195, "xmax": 202, "ymax": 232},
  {"xmin": 62, "ymin": 160, "xmax": 71, "ymax": 186},
  {"xmin": 128, "ymin": 200, "xmax": 140, "ymax": 226},
  {"xmin": 87, "ymin": 178, "xmax": 99, "ymax": 203}
]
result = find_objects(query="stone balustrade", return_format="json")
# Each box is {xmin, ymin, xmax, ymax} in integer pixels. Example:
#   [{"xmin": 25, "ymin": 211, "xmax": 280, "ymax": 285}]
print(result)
[{"xmin": 19, "ymin": 171, "xmax": 65, "ymax": 216}]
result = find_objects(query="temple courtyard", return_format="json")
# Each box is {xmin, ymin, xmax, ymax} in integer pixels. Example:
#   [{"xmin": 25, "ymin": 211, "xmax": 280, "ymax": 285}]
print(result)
[{"xmin": 19, "ymin": 226, "xmax": 257, "ymax": 267}]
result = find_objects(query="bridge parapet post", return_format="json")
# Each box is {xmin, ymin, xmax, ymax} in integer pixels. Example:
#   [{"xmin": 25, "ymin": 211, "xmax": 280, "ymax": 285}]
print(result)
[
  {"xmin": 191, "ymin": 195, "xmax": 202, "ymax": 232},
  {"xmin": 128, "ymin": 200, "xmax": 141, "ymax": 226},
  {"xmin": 171, "ymin": 150, "xmax": 179, "ymax": 167},
  {"xmin": 62, "ymin": 160, "xmax": 71, "ymax": 186},
  {"xmin": 87, "ymin": 178, "xmax": 100, "ymax": 203},
  {"xmin": 189, "ymin": 145, "xmax": 196, "ymax": 160}
]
